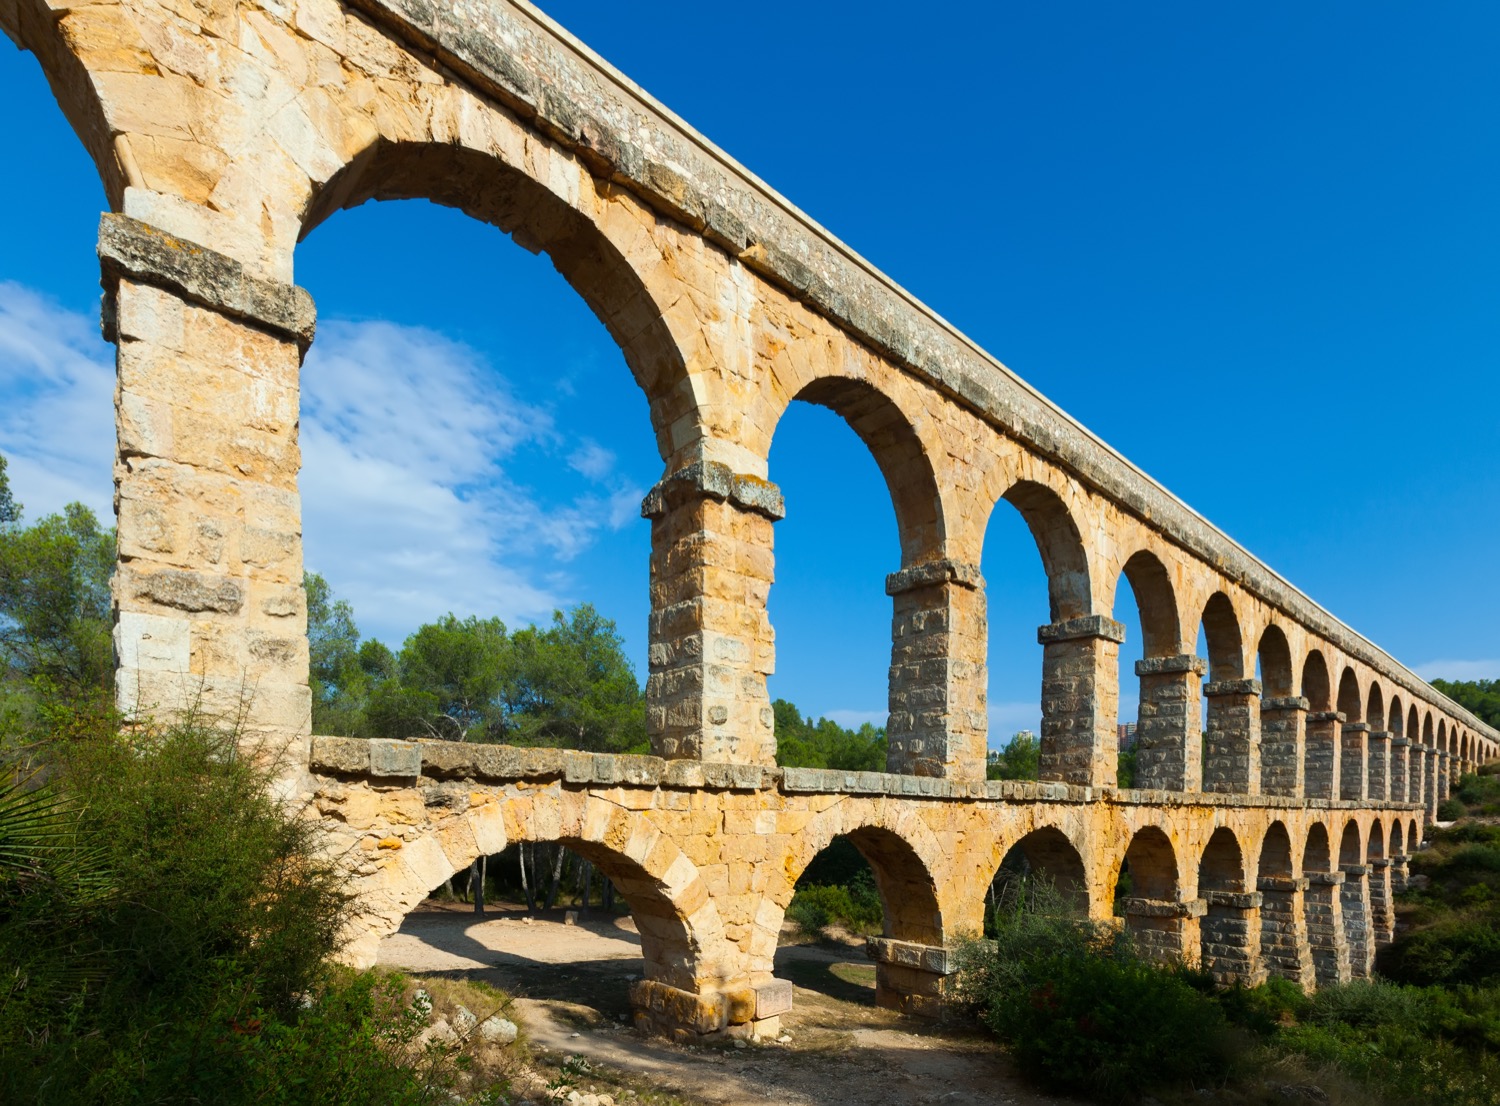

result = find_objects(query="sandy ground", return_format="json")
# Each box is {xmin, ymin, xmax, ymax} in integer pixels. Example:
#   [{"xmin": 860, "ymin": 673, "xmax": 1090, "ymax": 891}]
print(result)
[{"xmin": 378, "ymin": 902, "xmax": 1076, "ymax": 1106}]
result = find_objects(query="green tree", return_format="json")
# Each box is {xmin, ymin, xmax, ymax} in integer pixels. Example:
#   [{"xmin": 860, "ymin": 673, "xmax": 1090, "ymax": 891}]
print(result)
[
  {"xmin": 501, "ymin": 605, "xmax": 647, "ymax": 753},
  {"xmin": 392, "ymin": 613, "xmax": 510, "ymax": 741},
  {"xmin": 0, "ymin": 454, "xmax": 19, "ymax": 528},
  {"xmin": 773, "ymin": 699, "xmax": 886, "ymax": 770},
  {"xmin": 987, "ymin": 730, "xmax": 1041, "ymax": 780},
  {"xmin": 305, "ymin": 572, "xmax": 370, "ymax": 735},
  {"xmin": 0, "ymin": 500, "xmax": 115, "ymax": 702},
  {"xmin": 1432, "ymin": 678, "xmax": 1500, "ymax": 730}
]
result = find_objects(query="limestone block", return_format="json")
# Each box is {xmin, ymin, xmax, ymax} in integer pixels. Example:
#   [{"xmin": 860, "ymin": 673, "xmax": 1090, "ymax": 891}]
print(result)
[{"xmin": 369, "ymin": 739, "xmax": 421, "ymax": 778}]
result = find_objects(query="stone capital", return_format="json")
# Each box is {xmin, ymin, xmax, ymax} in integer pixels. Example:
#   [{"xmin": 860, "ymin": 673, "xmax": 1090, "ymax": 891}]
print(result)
[
  {"xmin": 1134, "ymin": 654, "xmax": 1206, "ymax": 677},
  {"xmin": 1257, "ymin": 875, "xmax": 1310, "ymax": 892},
  {"xmin": 1262, "ymin": 696, "xmax": 1311, "ymax": 713},
  {"xmin": 640, "ymin": 460, "xmax": 785, "ymax": 521},
  {"xmin": 1205, "ymin": 678, "xmax": 1262, "ymax": 698},
  {"xmin": 1342, "ymin": 722, "xmax": 1372, "ymax": 734},
  {"xmin": 1201, "ymin": 889, "xmax": 1263, "ymax": 910},
  {"xmin": 1340, "ymin": 864, "xmax": 1369, "ymax": 877},
  {"xmin": 1368, "ymin": 730, "xmax": 1392, "ymax": 740},
  {"xmin": 885, "ymin": 558, "xmax": 984, "ymax": 596},
  {"xmin": 1037, "ymin": 614, "xmax": 1126, "ymax": 646},
  {"xmin": 98, "ymin": 213, "xmax": 316, "ymax": 350},
  {"xmin": 1121, "ymin": 896, "xmax": 1206, "ymax": 918},
  {"xmin": 1307, "ymin": 711, "xmax": 1347, "ymax": 724},
  {"xmin": 1391, "ymin": 736, "xmax": 1411, "ymax": 747},
  {"xmin": 1307, "ymin": 871, "xmax": 1346, "ymax": 885}
]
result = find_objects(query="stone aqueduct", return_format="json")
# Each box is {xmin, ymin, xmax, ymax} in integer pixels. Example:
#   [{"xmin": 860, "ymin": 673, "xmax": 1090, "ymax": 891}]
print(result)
[{"xmin": 7, "ymin": 0, "xmax": 1496, "ymax": 1039}]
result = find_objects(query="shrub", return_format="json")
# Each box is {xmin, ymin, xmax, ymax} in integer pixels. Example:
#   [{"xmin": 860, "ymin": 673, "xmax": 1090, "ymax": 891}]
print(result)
[
  {"xmin": 786, "ymin": 871, "xmax": 883, "ymax": 937},
  {"xmin": 1439, "ymin": 798, "xmax": 1468, "ymax": 821}
]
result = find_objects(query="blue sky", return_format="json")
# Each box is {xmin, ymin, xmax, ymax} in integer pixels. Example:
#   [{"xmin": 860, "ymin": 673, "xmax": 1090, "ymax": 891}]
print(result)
[{"xmin": 2, "ymin": 1, "xmax": 1497, "ymax": 742}]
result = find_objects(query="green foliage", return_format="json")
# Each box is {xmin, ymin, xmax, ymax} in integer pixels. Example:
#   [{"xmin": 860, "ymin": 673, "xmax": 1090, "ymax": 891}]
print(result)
[
  {"xmin": 786, "ymin": 871, "xmax": 883, "ymax": 938},
  {"xmin": 955, "ymin": 878, "xmax": 1231, "ymax": 1099},
  {"xmin": 772, "ymin": 699, "xmax": 885, "ymax": 770},
  {"xmin": 1431, "ymin": 678, "xmax": 1500, "ymax": 729},
  {"xmin": 0, "ymin": 499, "xmax": 114, "ymax": 705},
  {"xmin": 0, "ymin": 454, "xmax": 18, "ymax": 528},
  {"xmin": 1439, "ymin": 797, "xmax": 1468, "ymax": 821},
  {"xmin": 1382, "ymin": 822, "xmax": 1500, "ymax": 988},
  {"xmin": 986, "ymin": 731, "xmax": 1039, "ymax": 781},
  {"xmin": 1116, "ymin": 746, "xmax": 1137, "ymax": 788},
  {"xmin": 395, "ymin": 613, "xmax": 511, "ymax": 741},
  {"xmin": 1454, "ymin": 771, "xmax": 1500, "ymax": 817}
]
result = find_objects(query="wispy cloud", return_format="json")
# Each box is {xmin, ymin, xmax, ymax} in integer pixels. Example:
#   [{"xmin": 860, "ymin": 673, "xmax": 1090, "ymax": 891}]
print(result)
[
  {"xmin": 0, "ymin": 291, "xmax": 648, "ymax": 648},
  {"xmin": 1413, "ymin": 659, "xmax": 1500, "ymax": 682},
  {"xmin": 0, "ymin": 282, "xmax": 115, "ymax": 520}
]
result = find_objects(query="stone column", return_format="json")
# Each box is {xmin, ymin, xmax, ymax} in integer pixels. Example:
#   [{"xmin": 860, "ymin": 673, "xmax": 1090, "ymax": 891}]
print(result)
[
  {"xmin": 1367, "ymin": 731, "xmax": 1391, "ymax": 802},
  {"xmin": 1390, "ymin": 736, "xmax": 1410, "ymax": 807},
  {"xmin": 1422, "ymin": 746, "xmax": 1438, "ymax": 819},
  {"xmin": 642, "ymin": 461, "xmax": 782, "ymax": 765},
  {"xmin": 1122, "ymin": 896, "xmax": 1205, "ymax": 964},
  {"xmin": 1438, "ymin": 751, "xmax": 1452, "ymax": 803},
  {"xmin": 1305, "ymin": 871, "xmax": 1351, "ymax": 986},
  {"xmin": 1411, "ymin": 744, "xmax": 1428, "ymax": 807},
  {"xmin": 1132, "ymin": 654, "xmax": 1205, "ymax": 791},
  {"xmin": 1203, "ymin": 678, "xmax": 1262, "ymax": 794},
  {"xmin": 1200, "ymin": 890, "xmax": 1265, "ymax": 986},
  {"xmin": 1037, "ymin": 615, "xmax": 1125, "ymax": 788},
  {"xmin": 885, "ymin": 560, "xmax": 987, "ymax": 780},
  {"xmin": 1340, "ymin": 723, "xmax": 1369, "ymax": 802},
  {"xmin": 1369, "ymin": 858, "xmax": 1395, "ymax": 945},
  {"xmin": 1260, "ymin": 696, "xmax": 1309, "ymax": 798},
  {"xmin": 101, "ymin": 214, "xmax": 313, "ymax": 764},
  {"xmin": 1339, "ymin": 864, "xmax": 1374, "ymax": 978},
  {"xmin": 1257, "ymin": 875, "xmax": 1313, "ymax": 991},
  {"xmin": 865, "ymin": 938, "xmax": 957, "ymax": 1019},
  {"xmin": 1304, "ymin": 711, "xmax": 1345, "ymax": 801},
  {"xmin": 1390, "ymin": 855, "xmax": 1410, "ymax": 894}
]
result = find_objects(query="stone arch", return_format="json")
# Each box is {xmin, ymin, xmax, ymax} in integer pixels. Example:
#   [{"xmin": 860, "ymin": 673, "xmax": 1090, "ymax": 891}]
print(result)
[
  {"xmin": 1409, "ymin": 818, "xmax": 1421, "ymax": 849},
  {"xmin": 784, "ymin": 804, "xmax": 948, "ymax": 945},
  {"xmin": 1406, "ymin": 704, "xmax": 1419, "ymax": 741},
  {"xmin": 1199, "ymin": 592, "xmax": 1246, "ymax": 681},
  {"xmin": 1200, "ymin": 826, "xmax": 1248, "ymax": 892},
  {"xmin": 986, "ymin": 479, "xmax": 1093, "ymax": 622},
  {"xmin": 1389, "ymin": 695, "xmax": 1405, "ymax": 736},
  {"xmin": 1303, "ymin": 822, "xmax": 1333, "ymax": 874},
  {"xmin": 782, "ymin": 377, "xmax": 944, "ymax": 565},
  {"xmin": 1423, "ymin": 712, "xmax": 1435, "ymax": 744},
  {"xmin": 0, "ymin": 0, "xmax": 131, "ymax": 204},
  {"xmin": 1199, "ymin": 826, "xmax": 1253, "ymax": 984},
  {"xmin": 1256, "ymin": 821, "xmax": 1307, "ymax": 986},
  {"xmin": 1367, "ymin": 820, "xmax": 1386, "ymax": 861},
  {"xmin": 1437, "ymin": 719, "xmax": 1448, "ymax": 752},
  {"xmin": 1390, "ymin": 819, "xmax": 1405, "ymax": 858},
  {"xmin": 990, "ymin": 825, "xmax": 1090, "ymax": 914},
  {"xmin": 1337, "ymin": 820, "xmax": 1372, "ymax": 975},
  {"xmin": 1367, "ymin": 683, "xmax": 1386, "ymax": 731},
  {"xmin": 1118, "ymin": 549, "xmax": 1182, "ymax": 656},
  {"xmin": 1302, "ymin": 650, "xmax": 1332, "ymax": 710},
  {"xmin": 340, "ymin": 792, "xmax": 731, "ymax": 993},
  {"xmin": 1257, "ymin": 625, "xmax": 1294, "ymax": 699},
  {"xmin": 300, "ymin": 139, "xmax": 699, "ymax": 464},
  {"xmin": 1117, "ymin": 825, "xmax": 1179, "ymax": 901},
  {"xmin": 1336, "ymin": 668, "xmax": 1363, "ymax": 722},
  {"xmin": 1338, "ymin": 820, "xmax": 1363, "ymax": 868}
]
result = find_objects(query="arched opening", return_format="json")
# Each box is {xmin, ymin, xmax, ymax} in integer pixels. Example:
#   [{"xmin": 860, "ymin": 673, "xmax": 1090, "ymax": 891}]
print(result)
[
  {"xmin": 1337, "ymin": 821, "xmax": 1371, "ymax": 976},
  {"xmin": 1114, "ymin": 826, "xmax": 1184, "ymax": 962},
  {"xmin": 780, "ymin": 823, "xmax": 945, "ymax": 1015},
  {"xmin": 1258, "ymin": 626, "xmax": 1298, "ymax": 796},
  {"xmin": 0, "ymin": 37, "xmax": 118, "ymax": 726},
  {"xmin": 1198, "ymin": 827, "xmax": 1254, "ymax": 984},
  {"xmin": 372, "ymin": 812, "xmax": 721, "ymax": 1033},
  {"xmin": 1301, "ymin": 822, "xmax": 1346, "ymax": 986},
  {"xmin": 768, "ymin": 381, "xmax": 916, "ymax": 774},
  {"xmin": 1199, "ymin": 593, "xmax": 1253, "ymax": 794},
  {"xmin": 1367, "ymin": 819, "xmax": 1393, "ymax": 943},
  {"xmin": 988, "ymin": 825, "xmax": 1090, "ymax": 918},
  {"xmin": 1115, "ymin": 550, "xmax": 1186, "ymax": 790},
  {"xmin": 288, "ymin": 144, "xmax": 677, "ymax": 761},
  {"xmin": 981, "ymin": 480, "xmax": 1095, "ymax": 785},
  {"xmin": 1366, "ymin": 683, "xmax": 1388, "ymax": 799},
  {"xmin": 1302, "ymin": 652, "xmax": 1337, "ymax": 798},
  {"xmin": 1256, "ymin": 822, "xmax": 1307, "ymax": 986}
]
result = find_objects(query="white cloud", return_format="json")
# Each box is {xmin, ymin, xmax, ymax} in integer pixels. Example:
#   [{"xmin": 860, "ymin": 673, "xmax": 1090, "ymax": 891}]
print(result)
[
  {"xmin": 1414, "ymin": 659, "xmax": 1500, "ymax": 682},
  {"xmin": 0, "ymin": 282, "xmax": 115, "ymax": 520},
  {"xmin": 0, "ymin": 291, "xmax": 646, "ymax": 648}
]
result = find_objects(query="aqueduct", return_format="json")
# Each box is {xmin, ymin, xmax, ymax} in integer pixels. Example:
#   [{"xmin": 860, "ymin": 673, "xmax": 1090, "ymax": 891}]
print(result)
[{"xmin": 6, "ymin": 0, "xmax": 1496, "ymax": 1040}]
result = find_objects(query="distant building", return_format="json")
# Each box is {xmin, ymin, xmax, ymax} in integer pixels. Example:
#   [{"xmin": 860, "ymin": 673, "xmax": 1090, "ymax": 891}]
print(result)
[{"xmin": 1118, "ymin": 722, "xmax": 1138, "ymax": 750}]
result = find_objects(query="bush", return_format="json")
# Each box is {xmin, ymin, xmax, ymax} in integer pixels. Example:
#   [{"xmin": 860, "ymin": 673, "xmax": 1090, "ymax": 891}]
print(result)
[
  {"xmin": 1439, "ymin": 797, "xmax": 1468, "ymax": 821},
  {"xmin": 0, "ymin": 712, "xmax": 502, "ymax": 1104},
  {"xmin": 786, "ymin": 871, "xmax": 883, "ymax": 937},
  {"xmin": 956, "ymin": 878, "xmax": 1232, "ymax": 1100}
]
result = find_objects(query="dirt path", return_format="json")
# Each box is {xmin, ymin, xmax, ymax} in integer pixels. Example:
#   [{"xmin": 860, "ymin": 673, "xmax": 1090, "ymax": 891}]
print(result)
[{"xmin": 378, "ymin": 904, "xmax": 1076, "ymax": 1106}]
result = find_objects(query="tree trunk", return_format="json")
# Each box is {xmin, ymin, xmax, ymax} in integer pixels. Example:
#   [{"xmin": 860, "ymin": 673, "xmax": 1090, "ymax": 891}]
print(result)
[
  {"xmin": 544, "ymin": 845, "xmax": 566, "ymax": 911},
  {"xmin": 580, "ymin": 859, "xmax": 593, "ymax": 913},
  {"xmin": 602, "ymin": 875, "xmax": 615, "ymax": 913},
  {"xmin": 470, "ymin": 856, "xmax": 486, "ymax": 915},
  {"xmin": 519, "ymin": 842, "xmax": 537, "ymax": 913}
]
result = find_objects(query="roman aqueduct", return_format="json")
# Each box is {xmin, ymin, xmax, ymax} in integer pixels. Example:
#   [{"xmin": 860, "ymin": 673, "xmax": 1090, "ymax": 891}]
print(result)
[{"xmin": 6, "ymin": 0, "xmax": 1496, "ymax": 1040}]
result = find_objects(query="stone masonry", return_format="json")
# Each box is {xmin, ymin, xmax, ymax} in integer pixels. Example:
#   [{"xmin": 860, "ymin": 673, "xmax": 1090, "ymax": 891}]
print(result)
[{"xmin": 6, "ymin": 0, "xmax": 1496, "ymax": 1038}]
